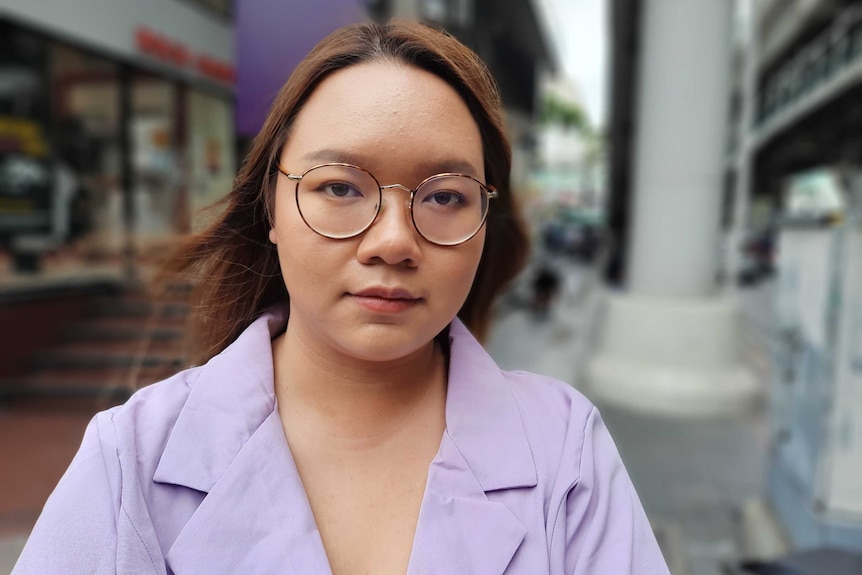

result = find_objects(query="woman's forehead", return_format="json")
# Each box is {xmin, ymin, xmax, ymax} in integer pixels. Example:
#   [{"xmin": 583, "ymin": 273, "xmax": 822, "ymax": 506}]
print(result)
[{"xmin": 280, "ymin": 61, "xmax": 484, "ymax": 178}]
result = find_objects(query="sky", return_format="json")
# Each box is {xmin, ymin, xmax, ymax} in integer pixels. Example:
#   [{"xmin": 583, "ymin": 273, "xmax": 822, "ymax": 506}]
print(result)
[{"xmin": 536, "ymin": 0, "xmax": 609, "ymax": 127}]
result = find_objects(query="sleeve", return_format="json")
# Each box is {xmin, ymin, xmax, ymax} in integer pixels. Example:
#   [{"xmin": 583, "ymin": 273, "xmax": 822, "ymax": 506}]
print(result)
[
  {"xmin": 13, "ymin": 411, "xmax": 124, "ymax": 574},
  {"xmin": 558, "ymin": 407, "xmax": 670, "ymax": 575}
]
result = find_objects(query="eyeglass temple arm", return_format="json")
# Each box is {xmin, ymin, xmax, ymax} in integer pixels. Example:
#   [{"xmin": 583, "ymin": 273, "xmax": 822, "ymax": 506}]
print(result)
[{"xmin": 274, "ymin": 164, "xmax": 302, "ymax": 181}]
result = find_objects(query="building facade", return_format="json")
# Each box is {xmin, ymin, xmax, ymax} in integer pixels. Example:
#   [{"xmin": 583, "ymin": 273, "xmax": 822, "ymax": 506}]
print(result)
[
  {"xmin": 606, "ymin": 0, "xmax": 862, "ymax": 555},
  {"xmin": 753, "ymin": 0, "xmax": 862, "ymax": 202},
  {"xmin": 0, "ymin": 0, "xmax": 236, "ymax": 288},
  {"xmin": 751, "ymin": 0, "xmax": 862, "ymax": 553}
]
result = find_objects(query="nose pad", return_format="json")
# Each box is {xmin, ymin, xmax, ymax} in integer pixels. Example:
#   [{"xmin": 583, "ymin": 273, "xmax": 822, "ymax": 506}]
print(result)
[
  {"xmin": 376, "ymin": 194, "xmax": 414, "ymax": 228},
  {"xmin": 377, "ymin": 185, "xmax": 414, "ymax": 220},
  {"xmin": 377, "ymin": 197, "xmax": 412, "ymax": 212},
  {"xmin": 357, "ymin": 190, "xmax": 421, "ymax": 266}
]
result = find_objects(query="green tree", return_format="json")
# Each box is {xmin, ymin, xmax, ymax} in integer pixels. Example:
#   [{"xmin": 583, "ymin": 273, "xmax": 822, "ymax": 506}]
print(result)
[{"xmin": 539, "ymin": 94, "xmax": 591, "ymax": 134}]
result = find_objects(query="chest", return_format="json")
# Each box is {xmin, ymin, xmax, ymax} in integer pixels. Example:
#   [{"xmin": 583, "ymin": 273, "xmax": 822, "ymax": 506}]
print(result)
[
  {"xmin": 281, "ymin": 403, "xmax": 445, "ymax": 575},
  {"xmin": 299, "ymin": 456, "xmax": 430, "ymax": 575}
]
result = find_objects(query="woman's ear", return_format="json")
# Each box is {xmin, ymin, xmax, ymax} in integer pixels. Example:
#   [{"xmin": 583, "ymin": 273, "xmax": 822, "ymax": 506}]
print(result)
[{"xmin": 269, "ymin": 228, "xmax": 278, "ymax": 244}]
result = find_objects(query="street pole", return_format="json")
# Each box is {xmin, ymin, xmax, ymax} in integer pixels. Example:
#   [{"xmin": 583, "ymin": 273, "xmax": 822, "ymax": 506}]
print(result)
[
  {"xmin": 726, "ymin": 0, "xmax": 758, "ymax": 294},
  {"xmin": 587, "ymin": 0, "xmax": 759, "ymax": 417}
]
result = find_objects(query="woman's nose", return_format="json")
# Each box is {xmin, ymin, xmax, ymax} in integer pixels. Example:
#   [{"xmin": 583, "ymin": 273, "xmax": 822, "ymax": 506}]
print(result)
[{"xmin": 355, "ymin": 193, "xmax": 422, "ymax": 267}]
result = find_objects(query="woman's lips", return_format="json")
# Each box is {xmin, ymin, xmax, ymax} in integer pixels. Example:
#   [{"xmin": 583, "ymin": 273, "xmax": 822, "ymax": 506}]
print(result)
[{"xmin": 350, "ymin": 287, "xmax": 421, "ymax": 313}]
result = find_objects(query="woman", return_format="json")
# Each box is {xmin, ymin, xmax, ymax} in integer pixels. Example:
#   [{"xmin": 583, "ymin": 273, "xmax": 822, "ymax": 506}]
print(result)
[{"xmin": 14, "ymin": 20, "xmax": 669, "ymax": 575}]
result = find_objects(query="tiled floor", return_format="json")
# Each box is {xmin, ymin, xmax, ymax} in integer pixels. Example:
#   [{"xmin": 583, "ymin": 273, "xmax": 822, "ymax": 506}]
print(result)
[
  {"xmin": 0, "ymin": 408, "xmax": 98, "ymax": 572},
  {"xmin": 0, "ymin": 409, "xmax": 97, "ymax": 537}
]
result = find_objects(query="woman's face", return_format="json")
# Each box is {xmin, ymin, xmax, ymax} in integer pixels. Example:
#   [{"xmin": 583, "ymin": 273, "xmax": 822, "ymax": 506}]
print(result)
[{"xmin": 269, "ymin": 60, "xmax": 487, "ymax": 363}]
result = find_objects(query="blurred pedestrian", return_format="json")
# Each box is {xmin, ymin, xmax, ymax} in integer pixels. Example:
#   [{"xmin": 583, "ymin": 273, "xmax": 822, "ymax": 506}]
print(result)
[
  {"xmin": 14, "ymin": 20, "xmax": 669, "ymax": 575},
  {"xmin": 531, "ymin": 261, "xmax": 561, "ymax": 318}
]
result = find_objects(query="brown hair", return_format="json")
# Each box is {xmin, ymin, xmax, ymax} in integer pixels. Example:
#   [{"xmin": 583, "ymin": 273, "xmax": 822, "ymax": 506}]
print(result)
[{"xmin": 160, "ymin": 19, "xmax": 529, "ymax": 365}]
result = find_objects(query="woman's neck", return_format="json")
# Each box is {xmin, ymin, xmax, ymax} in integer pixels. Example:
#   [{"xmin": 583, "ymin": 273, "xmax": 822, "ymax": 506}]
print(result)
[{"xmin": 272, "ymin": 325, "xmax": 447, "ymax": 451}]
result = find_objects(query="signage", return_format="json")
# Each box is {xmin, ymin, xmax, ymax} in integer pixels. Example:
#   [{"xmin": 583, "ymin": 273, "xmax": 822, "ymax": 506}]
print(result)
[{"xmin": 135, "ymin": 26, "xmax": 236, "ymax": 86}]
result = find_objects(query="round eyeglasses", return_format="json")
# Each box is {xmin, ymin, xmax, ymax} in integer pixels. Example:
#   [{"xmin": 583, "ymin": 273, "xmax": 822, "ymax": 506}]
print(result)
[{"xmin": 276, "ymin": 163, "xmax": 497, "ymax": 246}]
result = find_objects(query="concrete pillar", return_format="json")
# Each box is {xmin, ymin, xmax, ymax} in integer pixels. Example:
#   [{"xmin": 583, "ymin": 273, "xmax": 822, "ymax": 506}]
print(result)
[{"xmin": 587, "ymin": 0, "xmax": 760, "ymax": 417}]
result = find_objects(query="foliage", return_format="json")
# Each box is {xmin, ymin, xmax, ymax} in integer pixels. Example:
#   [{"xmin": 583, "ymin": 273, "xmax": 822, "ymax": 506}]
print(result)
[{"xmin": 539, "ymin": 94, "xmax": 590, "ymax": 133}]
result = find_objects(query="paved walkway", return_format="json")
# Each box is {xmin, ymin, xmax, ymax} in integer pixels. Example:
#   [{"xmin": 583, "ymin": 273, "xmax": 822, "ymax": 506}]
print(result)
[
  {"xmin": 0, "ymin": 260, "xmax": 779, "ymax": 573},
  {"xmin": 487, "ymin": 260, "xmax": 778, "ymax": 575},
  {"xmin": 0, "ymin": 408, "xmax": 97, "ymax": 572}
]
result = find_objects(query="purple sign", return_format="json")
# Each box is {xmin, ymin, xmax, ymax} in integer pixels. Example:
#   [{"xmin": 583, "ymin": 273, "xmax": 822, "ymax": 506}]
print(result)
[{"xmin": 236, "ymin": 0, "xmax": 367, "ymax": 138}]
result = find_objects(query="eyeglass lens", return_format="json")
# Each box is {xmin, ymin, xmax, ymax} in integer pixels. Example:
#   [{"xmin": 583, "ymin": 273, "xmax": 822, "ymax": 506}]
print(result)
[{"xmin": 296, "ymin": 165, "xmax": 490, "ymax": 245}]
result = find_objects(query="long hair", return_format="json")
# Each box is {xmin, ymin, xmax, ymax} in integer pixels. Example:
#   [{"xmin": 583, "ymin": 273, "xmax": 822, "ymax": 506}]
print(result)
[{"xmin": 160, "ymin": 19, "xmax": 529, "ymax": 365}]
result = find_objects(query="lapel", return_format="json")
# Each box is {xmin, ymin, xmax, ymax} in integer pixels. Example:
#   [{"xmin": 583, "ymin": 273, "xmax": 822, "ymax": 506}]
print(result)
[
  {"xmin": 156, "ymin": 307, "xmax": 330, "ymax": 574},
  {"xmin": 406, "ymin": 319, "xmax": 537, "ymax": 575},
  {"xmin": 165, "ymin": 411, "xmax": 331, "ymax": 574},
  {"xmin": 154, "ymin": 311, "xmax": 537, "ymax": 575},
  {"xmin": 407, "ymin": 434, "xmax": 531, "ymax": 575}
]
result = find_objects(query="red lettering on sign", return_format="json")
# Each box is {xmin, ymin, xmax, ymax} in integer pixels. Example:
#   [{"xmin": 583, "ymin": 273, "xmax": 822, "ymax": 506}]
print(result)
[{"xmin": 134, "ymin": 25, "xmax": 234, "ymax": 86}]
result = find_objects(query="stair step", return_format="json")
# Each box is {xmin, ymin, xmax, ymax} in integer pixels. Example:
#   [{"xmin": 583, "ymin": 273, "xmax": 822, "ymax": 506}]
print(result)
[
  {"xmin": 0, "ymin": 381, "xmax": 133, "ymax": 401},
  {"xmin": 0, "ymin": 364, "xmax": 181, "ymax": 403},
  {"xmin": 33, "ymin": 338, "xmax": 185, "ymax": 357},
  {"xmin": 87, "ymin": 297, "xmax": 190, "ymax": 320},
  {"xmin": 0, "ymin": 384, "xmax": 133, "ymax": 412},
  {"xmin": 1, "ymin": 364, "xmax": 181, "ymax": 387},
  {"xmin": 30, "ymin": 349, "xmax": 185, "ymax": 371},
  {"xmin": 0, "ymin": 284, "xmax": 193, "ymax": 411},
  {"xmin": 56, "ymin": 323, "xmax": 186, "ymax": 345}
]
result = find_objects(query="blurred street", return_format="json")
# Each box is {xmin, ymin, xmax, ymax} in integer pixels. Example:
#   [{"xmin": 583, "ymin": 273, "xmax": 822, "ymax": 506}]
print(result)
[
  {"xmin": 487, "ymin": 258, "xmax": 775, "ymax": 575},
  {"xmin": 3, "ymin": 0, "xmax": 862, "ymax": 572},
  {"xmin": 0, "ymin": 257, "xmax": 777, "ymax": 574},
  {"xmin": 0, "ymin": 410, "xmax": 94, "ymax": 572}
]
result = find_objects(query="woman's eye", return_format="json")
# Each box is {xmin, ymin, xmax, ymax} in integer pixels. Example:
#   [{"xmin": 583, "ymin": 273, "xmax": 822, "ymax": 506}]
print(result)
[
  {"xmin": 425, "ymin": 191, "xmax": 465, "ymax": 207},
  {"xmin": 322, "ymin": 182, "xmax": 362, "ymax": 198}
]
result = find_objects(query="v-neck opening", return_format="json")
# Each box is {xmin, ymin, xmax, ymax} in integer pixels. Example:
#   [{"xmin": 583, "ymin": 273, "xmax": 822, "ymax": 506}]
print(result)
[{"xmin": 270, "ymin": 400, "xmax": 450, "ymax": 575}]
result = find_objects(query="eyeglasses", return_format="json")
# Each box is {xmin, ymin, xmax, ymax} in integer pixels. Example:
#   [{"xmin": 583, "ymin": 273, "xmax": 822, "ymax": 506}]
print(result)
[{"xmin": 276, "ymin": 163, "xmax": 497, "ymax": 246}]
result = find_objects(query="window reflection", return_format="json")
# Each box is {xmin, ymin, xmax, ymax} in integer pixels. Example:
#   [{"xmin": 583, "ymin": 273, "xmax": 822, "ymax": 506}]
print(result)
[{"xmin": 0, "ymin": 21, "xmax": 235, "ymax": 286}]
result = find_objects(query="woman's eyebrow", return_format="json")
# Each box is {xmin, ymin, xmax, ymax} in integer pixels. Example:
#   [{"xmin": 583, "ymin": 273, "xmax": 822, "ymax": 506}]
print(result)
[
  {"xmin": 300, "ymin": 149, "xmax": 481, "ymax": 178},
  {"xmin": 301, "ymin": 149, "xmax": 367, "ymax": 166},
  {"xmin": 419, "ymin": 159, "xmax": 482, "ymax": 177}
]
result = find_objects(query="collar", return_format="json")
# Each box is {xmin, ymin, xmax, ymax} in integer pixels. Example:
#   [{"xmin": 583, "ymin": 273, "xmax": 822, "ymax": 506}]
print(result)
[
  {"xmin": 156, "ymin": 307, "xmax": 536, "ymax": 574},
  {"xmin": 444, "ymin": 319, "xmax": 538, "ymax": 491},
  {"xmin": 152, "ymin": 307, "xmax": 288, "ymax": 491},
  {"xmin": 154, "ymin": 307, "xmax": 537, "ymax": 493}
]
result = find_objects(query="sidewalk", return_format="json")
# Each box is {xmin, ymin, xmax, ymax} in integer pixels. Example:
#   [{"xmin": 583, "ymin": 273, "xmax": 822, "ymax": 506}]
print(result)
[
  {"xmin": 595, "ymin": 284, "xmax": 777, "ymax": 575},
  {"xmin": 0, "ymin": 408, "xmax": 97, "ymax": 573},
  {"xmin": 0, "ymin": 264, "xmax": 779, "ymax": 573},
  {"xmin": 486, "ymin": 262, "xmax": 778, "ymax": 575}
]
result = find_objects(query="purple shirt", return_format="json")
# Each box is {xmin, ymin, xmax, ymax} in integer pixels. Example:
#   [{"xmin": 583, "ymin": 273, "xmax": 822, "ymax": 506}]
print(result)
[{"xmin": 14, "ymin": 308, "xmax": 670, "ymax": 574}]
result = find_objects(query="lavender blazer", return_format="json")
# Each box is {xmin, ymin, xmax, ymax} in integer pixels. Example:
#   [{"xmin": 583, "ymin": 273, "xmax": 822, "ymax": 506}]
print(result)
[{"xmin": 14, "ymin": 309, "xmax": 669, "ymax": 574}]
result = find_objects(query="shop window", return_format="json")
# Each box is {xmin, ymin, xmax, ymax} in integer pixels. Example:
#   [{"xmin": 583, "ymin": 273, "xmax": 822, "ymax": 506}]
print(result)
[
  {"xmin": 0, "ymin": 23, "xmax": 53, "ymax": 274},
  {"xmin": 131, "ymin": 74, "xmax": 181, "ymax": 248},
  {"xmin": 186, "ymin": 89, "xmax": 235, "ymax": 227},
  {"xmin": 0, "ymin": 27, "xmax": 127, "ymax": 281},
  {"xmin": 49, "ymin": 44, "xmax": 122, "ymax": 267}
]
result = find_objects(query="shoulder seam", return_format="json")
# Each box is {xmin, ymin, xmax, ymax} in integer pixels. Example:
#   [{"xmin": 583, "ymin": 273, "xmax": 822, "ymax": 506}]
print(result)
[
  {"xmin": 578, "ymin": 406, "xmax": 597, "ymax": 480},
  {"xmin": 109, "ymin": 412, "xmax": 162, "ymax": 573},
  {"xmin": 546, "ymin": 405, "xmax": 593, "ymax": 557}
]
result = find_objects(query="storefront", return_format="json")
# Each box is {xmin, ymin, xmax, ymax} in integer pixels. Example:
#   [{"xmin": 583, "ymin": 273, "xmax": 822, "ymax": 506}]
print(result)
[{"xmin": 0, "ymin": 0, "xmax": 236, "ymax": 289}]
